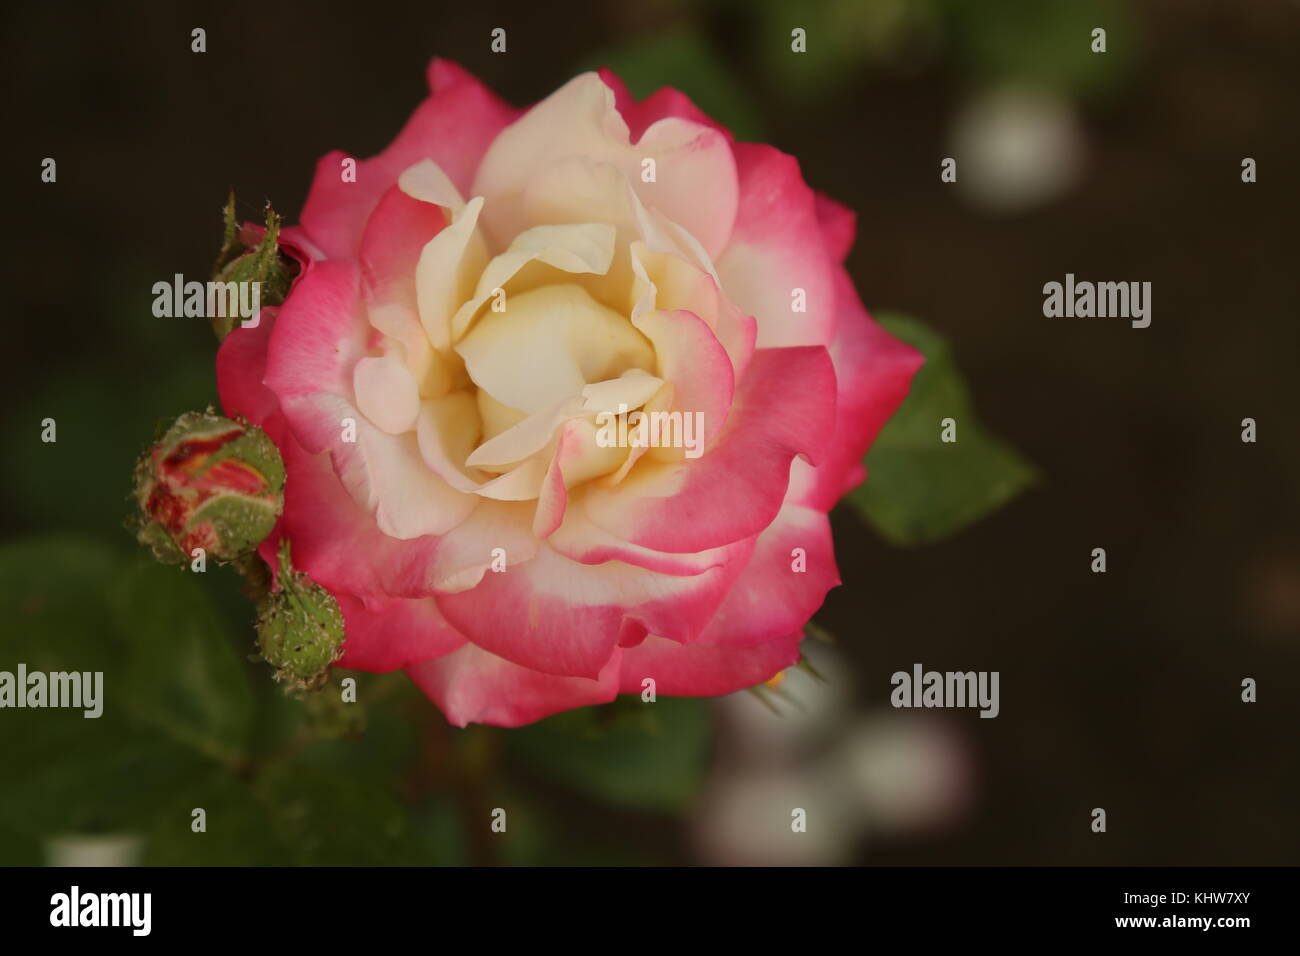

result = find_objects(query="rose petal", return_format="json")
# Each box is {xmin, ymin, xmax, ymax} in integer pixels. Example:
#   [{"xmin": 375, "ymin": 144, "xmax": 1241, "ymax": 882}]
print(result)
[
  {"xmin": 455, "ymin": 283, "xmax": 653, "ymax": 414},
  {"xmin": 449, "ymin": 221, "xmax": 617, "ymax": 343},
  {"xmin": 436, "ymin": 541, "xmax": 750, "ymax": 679},
  {"xmin": 353, "ymin": 353, "xmax": 421, "ymax": 435},
  {"xmin": 300, "ymin": 59, "xmax": 517, "ymax": 258},
  {"xmin": 472, "ymin": 72, "xmax": 738, "ymax": 260},
  {"xmin": 617, "ymin": 632, "xmax": 802, "ymax": 697},
  {"xmin": 695, "ymin": 504, "xmax": 839, "ymax": 648},
  {"xmin": 786, "ymin": 267, "xmax": 924, "ymax": 511},
  {"xmin": 263, "ymin": 259, "xmax": 368, "ymax": 455},
  {"xmin": 598, "ymin": 67, "xmax": 735, "ymax": 142},
  {"xmin": 716, "ymin": 143, "xmax": 837, "ymax": 348},
  {"xmin": 579, "ymin": 345, "xmax": 836, "ymax": 554},
  {"xmin": 407, "ymin": 642, "xmax": 622, "ymax": 728},
  {"xmin": 335, "ymin": 592, "xmax": 466, "ymax": 672}
]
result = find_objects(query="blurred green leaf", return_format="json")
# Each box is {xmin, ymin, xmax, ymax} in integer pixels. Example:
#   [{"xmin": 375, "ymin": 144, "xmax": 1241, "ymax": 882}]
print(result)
[
  {"xmin": 0, "ymin": 537, "xmax": 215, "ymax": 852},
  {"xmin": 507, "ymin": 697, "xmax": 711, "ymax": 812},
  {"xmin": 937, "ymin": 0, "xmax": 1134, "ymax": 97},
  {"xmin": 146, "ymin": 745, "xmax": 426, "ymax": 866},
  {"xmin": 139, "ymin": 770, "xmax": 287, "ymax": 866},
  {"xmin": 0, "ymin": 355, "xmax": 215, "ymax": 540},
  {"xmin": 106, "ymin": 557, "xmax": 254, "ymax": 767},
  {"xmin": 0, "ymin": 539, "xmax": 464, "ymax": 866},
  {"xmin": 754, "ymin": 0, "xmax": 939, "ymax": 96},
  {"xmin": 744, "ymin": 0, "xmax": 1132, "ymax": 99},
  {"xmin": 848, "ymin": 313, "xmax": 1035, "ymax": 545},
  {"xmin": 408, "ymin": 795, "xmax": 469, "ymax": 867},
  {"xmin": 0, "ymin": 822, "xmax": 42, "ymax": 866},
  {"xmin": 0, "ymin": 536, "xmax": 121, "ymax": 671},
  {"xmin": 255, "ymin": 759, "xmax": 415, "ymax": 865},
  {"xmin": 579, "ymin": 29, "xmax": 765, "ymax": 141},
  {"xmin": 0, "ymin": 720, "xmax": 213, "ymax": 847}
]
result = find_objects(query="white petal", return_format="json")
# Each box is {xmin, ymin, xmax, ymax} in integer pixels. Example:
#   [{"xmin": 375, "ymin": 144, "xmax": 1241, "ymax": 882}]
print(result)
[
  {"xmin": 353, "ymin": 354, "xmax": 420, "ymax": 435},
  {"xmin": 414, "ymin": 196, "xmax": 488, "ymax": 351},
  {"xmin": 454, "ymin": 283, "xmax": 653, "ymax": 414},
  {"xmin": 415, "ymin": 393, "xmax": 490, "ymax": 492},
  {"xmin": 471, "ymin": 72, "xmax": 738, "ymax": 259},
  {"xmin": 449, "ymin": 221, "xmax": 616, "ymax": 342},
  {"xmin": 398, "ymin": 158, "xmax": 466, "ymax": 211}
]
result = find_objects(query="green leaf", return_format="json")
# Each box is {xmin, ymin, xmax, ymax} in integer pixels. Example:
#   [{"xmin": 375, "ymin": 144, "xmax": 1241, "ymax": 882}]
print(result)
[
  {"xmin": 407, "ymin": 795, "xmax": 470, "ymax": 867},
  {"xmin": 0, "ymin": 719, "xmax": 212, "ymax": 847},
  {"xmin": 140, "ymin": 674, "xmax": 427, "ymax": 865},
  {"xmin": 936, "ymin": 0, "xmax": 1134, "ymax": 97},
  {"xmin": 755, "ymin": 0, "xmax": 918, "ymax": 97},
  {"xmin": 139, "ymin": 770, "xmax": 288, "ymax": 866},
  {"xmin": 507, "ymin": 697, "xmax": 711, "ymax": 812},
  {"xmin": 255, "ymin": 759, "xmax": 415, "ymax": 865},
  {"xmin": 106, "ymin": 557, "xmax": 254, "ymax": 766},
  {"xmin": 0, "ymin": 536, "xmax": 121, "ymax": 672},
  {"xmin": 848, "ymin": 313, "xmax": 1035, "ymax": 545},
  {"xmin": 0, "ymin": 537, "xmax": 214, "ymax": 848},
  {"xmin": 0, "ymin": 356, "xmax": 215, "ymax": 540}
]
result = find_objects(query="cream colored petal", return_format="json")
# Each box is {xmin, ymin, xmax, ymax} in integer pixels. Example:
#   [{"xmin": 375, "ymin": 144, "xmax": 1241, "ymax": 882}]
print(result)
[
  {"xmin": 473, "ymin": 456, "xmax": 551, "ymax": 501},
  {"xmin": 335, "ymin": 421, "xmax": 477, "ymax": 540},
  {"xmin": 415, "ymin": 392, "xmax": 490, "ymax": 492},
  {"xmin": 522, "ymin": 158, "xmax": 640, "ymax": 313},
  {"xmin": 628, "ymin": 184, "xmax": 719, "ymax": 284},
  {"xmin": 466, "ymin": 396, "xmax": 584, "ymax": 469},
  {"xmin": 449, "ymin": 221, "xmax": 616, "ymax": 342},
  {"xmin": 476, "ymin": 390, "xmax": 529, "ymax": 445},
  {"xmin": 471, "ymin": 72, "xmax": 738, "ymax": 259},
  {"xmin": 465, "ymin": 368, "xmax": 663, "ymax": 471},
  {"xmin": 414, "ymin": 196, "xmax": 488, "ymax": 351},
  {"xmin": 454, "ymin": 283, "xmax": 654, "ymax": 414},
  {"xmin": 630, "ymin": 240, "xmax": 755, "ymax": 377},
  {"xmin": 398, "ymin": 158, "xmax": 466, "ymax": 212},
  {"xmin": 367, "ymin": 300, "xmax": 434, "ymax": 390},
  {"xmin": 522, "ymin": 157, "xmax": 638, "ymax": 235},
  {"xmin": 353, "ymin": 353, "xmax": 421, "ymax": 435},
  {"xmin": 550, "ymin": 417, "xmax": 627, "ymax": 488},
  {"xmin": 601, "ymin": 382, "xmax": 674, "ymax": 486},
  {"xmin": 580, "ymin": 369, "xmax": 664, "ymax": 414}
]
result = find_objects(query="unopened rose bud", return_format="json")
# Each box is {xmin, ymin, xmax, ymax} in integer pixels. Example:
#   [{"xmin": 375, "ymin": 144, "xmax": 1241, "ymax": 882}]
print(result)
[
  {"xmin": 209, "ymin": 196, "xmax": 293, "ymax": 340},
  {"xmin": 256, "ymin": 540, "xmax": 345, "ymax": 691},
  {"xmin": 133, "ymin": 410, "xmax": 285, "ymax": 564}
]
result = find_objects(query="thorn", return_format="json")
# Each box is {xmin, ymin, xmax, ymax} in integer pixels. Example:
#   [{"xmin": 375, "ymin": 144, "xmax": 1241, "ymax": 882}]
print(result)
[
  {"xmin": 804, "ymin": 620, "xmax": 836, "ymax": 643},
  {"xmin": 746, "ymin": 685, "xmax": 783, "ymax": 716},
  {"xmin": 797, "ymin": 656, "xmax": 828, "ymax": 685},
  {"xmin": 769, "ymin": 683, "xmax": 807, "ymax": 713}
]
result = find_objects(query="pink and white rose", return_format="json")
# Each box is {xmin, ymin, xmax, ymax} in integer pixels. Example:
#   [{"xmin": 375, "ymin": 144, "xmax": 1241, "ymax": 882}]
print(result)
[{"xmin": 216, "ymin": 59, "xmax": 922, "ymax": 727}]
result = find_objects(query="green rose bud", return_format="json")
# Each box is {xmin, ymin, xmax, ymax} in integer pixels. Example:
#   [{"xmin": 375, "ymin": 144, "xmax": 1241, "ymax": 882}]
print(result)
[
  {"xmin": 209, "ymin": 194, "xmax": 294, "ymax": 341},
  {"xmin": 257, "ymin": 540, "xmax": 345, "ymax": 691},
  {"xmin": 133, "ymin": 411, "xmax": 285, "ymax": 565}
]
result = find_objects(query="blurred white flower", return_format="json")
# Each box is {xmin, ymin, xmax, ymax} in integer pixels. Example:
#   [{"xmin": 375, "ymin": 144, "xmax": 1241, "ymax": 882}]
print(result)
[
  {"xmin": 692, "ymin": 766, "xmax": 858, "ymax": 866},
  {"xmin": 694, "ymin": 644, "xmax": 976, "ymax": 864},
  {"xmin": 951, "ymin": 86, "xmax": 1086, "ymax": 212},
  {"xmin": 45, "ymin": 833, "xmax": 142, "ymax": 867},
  {"xmin": 832, "ymin": 713, "xmax": 972, "ymax": 834}
]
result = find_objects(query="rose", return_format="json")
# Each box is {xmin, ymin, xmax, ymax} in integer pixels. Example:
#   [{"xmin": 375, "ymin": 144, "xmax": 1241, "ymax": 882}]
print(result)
[{"xmin": 216, "ymin": 60, "xmax": 921, "ymax": 727}]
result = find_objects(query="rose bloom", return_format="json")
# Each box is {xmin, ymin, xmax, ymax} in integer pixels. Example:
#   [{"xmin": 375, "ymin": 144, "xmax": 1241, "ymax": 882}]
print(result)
[{"xmin": 217, "ymin": 60, "xmax": 921, "ymax": 727}]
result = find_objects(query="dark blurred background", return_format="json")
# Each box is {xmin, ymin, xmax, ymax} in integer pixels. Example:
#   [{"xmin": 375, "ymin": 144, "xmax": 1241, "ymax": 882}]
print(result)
[{"xmin": 1, "ymin": 0, "xmax": 1297, "ymax": 865}]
